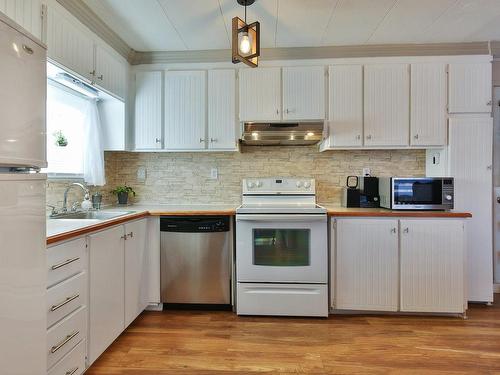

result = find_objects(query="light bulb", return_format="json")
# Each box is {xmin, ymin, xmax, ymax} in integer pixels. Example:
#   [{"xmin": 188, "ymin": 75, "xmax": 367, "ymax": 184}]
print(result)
[{"xmin": 239, "ymin": 32, "xmax": 251, "ymax": 54}]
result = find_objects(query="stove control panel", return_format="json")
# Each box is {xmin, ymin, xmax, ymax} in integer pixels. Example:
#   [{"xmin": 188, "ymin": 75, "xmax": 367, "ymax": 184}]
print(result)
[{"xmin": 243, "ymin": 177, "xmax": 315, "ymax": 195}]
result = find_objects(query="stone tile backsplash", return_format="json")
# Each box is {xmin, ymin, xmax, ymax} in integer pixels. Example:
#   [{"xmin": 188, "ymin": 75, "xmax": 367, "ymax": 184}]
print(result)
[{"xmin": 46, "ymin": 146, "xmax": 425, "ymax": 209}]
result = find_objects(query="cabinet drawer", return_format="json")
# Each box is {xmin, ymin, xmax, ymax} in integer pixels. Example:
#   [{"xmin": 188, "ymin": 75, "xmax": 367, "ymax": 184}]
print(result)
[
  {"xmin": 47, "ymin": 339, "xmax": 86, "ymax": 375},
  {"xmin": 47, "ymin": 307, "xmax": 86, "ymax": 370},
  {"xmin": 47, "ymin": 238, "xmax": 86, "ymax": 287},
  {"xmin": 47, "ymin": 272, "xmax": 86, "ymax": 328}
]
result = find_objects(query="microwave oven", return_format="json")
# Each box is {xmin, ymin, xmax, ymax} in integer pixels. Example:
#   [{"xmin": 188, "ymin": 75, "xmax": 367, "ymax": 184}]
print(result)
[{"xmin": 379, "ymin": 177, "xmax": 454, "ymax": 210}]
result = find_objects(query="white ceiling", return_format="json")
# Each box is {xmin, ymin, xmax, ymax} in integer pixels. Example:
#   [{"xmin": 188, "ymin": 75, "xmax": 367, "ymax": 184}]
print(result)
[{"xmin": 83, "ymin": 0, "xmax": 500, "ymax": 52}]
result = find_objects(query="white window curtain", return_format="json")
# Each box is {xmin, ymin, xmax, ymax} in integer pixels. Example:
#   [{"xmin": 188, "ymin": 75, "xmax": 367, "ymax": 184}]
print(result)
[{"xmin": 83, "ymin": 99, "xmax": 106, "ymax": 186}]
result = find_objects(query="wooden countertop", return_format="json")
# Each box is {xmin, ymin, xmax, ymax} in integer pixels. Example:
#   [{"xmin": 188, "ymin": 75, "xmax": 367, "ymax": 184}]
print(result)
[{"xmin": 324, "ymin": 206, "xmax": 472, "ymax": 218}]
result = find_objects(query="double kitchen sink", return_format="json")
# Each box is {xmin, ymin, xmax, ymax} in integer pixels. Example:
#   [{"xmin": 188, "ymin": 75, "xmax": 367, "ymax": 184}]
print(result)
[{"xmin": 50, "ymin": 211, "xmax": 134, "ymax": 220}]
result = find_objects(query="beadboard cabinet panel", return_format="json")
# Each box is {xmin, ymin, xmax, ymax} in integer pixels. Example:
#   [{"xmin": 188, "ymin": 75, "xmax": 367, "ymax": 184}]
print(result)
[
  {"xmin": 135, "ymin": 71, "xmax": 163, "ymax": 150},
  {"xmin": 282, "ymin": 66, "xmax": 325, "ymax": 120},
  {"xmin": 364, "ymin": 64, "xmax": 410, "ymax": 146},
  {"xmin": 239, "ymin": 67, "xmax": 281, "ymax": 122},
  {"xmin": 0, "ymin": 0, "xmax": 42, "ymax": 40},
  {"xmin": 164, "ymin": 70, "xmax": 206, "ymax": 150},
  {"xmin": 208, "ymin": 69, "xmax": 237, "ymax": 150},
  {"xmin": 94, "ymin": 43, "xmax": 127, "ymax": 100},
  {"xmin": 410, "ymin": 63, "xmax": 447, "ymax": 146},
  {"xmin": 448, "ymin": 63, "xmax": 492, "ymax": 113},
  {"xmin": 328, "ymin": 65, "xmax": 363, "ymax": 147}
]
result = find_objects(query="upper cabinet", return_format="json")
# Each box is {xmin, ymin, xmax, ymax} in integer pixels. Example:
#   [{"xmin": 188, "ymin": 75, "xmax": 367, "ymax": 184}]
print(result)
[
  {"xmin": 239, "ymin": 67, "xmax": 281, "ymax": 122},
  {"xmin": 94, "ymin": 43, "xmax": 127, "ymax": 100},
  {"xmin": 135, "ymin": 71, "xmax": 163, "ymax": 150},
  {"xmin": 0, "ymin": 0, "xmax": 43, "ymax": 40},
  {"xmin": 410, "ymin": 63, "xmax": 447, "ymax": 146},
  {"xmin": 364, "ymin": 64, "xmax": 410, "ymax": 147},
  {"xmin": 327, "ymin": 65, "xmax": 363, "ymax": 147},
  {"xmin": 448, "ymin": 62, "xmax": 492, "ymax": 113},
  {"xmin": 282, "ymin": 66, "xmax": 325, "ymax": 121}
]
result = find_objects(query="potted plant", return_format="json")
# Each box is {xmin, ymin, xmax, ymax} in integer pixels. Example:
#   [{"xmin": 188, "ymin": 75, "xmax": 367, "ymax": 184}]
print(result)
[
  {"xmin": 53, "ymin": 130, "xmax": 68, "ymax": 147},
  {"xmin": 111, "ymin": 185, "xmax": 136, "ymax": 205}
]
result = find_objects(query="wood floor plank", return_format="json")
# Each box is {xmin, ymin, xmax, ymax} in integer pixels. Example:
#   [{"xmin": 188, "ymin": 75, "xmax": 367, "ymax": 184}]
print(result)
[{"xmin": 86, "ymin": 295, "xmax": 500, "ymax": 374}]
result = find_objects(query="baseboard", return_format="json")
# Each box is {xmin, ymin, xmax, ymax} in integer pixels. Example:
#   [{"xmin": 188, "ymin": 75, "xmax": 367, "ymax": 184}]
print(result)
[
  {"xmin": 494, "ymin": 284, "xmax": 500, "ymax": 293},
  {"xmin": 145, "ymin": 303, "xmax": 163, "ymax": 311}
]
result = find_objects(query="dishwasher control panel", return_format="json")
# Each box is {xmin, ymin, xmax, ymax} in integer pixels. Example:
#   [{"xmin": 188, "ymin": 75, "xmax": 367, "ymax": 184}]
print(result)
[{"xmin": 160, "ymin": 216, "xmax": 230, "ymax": 232}]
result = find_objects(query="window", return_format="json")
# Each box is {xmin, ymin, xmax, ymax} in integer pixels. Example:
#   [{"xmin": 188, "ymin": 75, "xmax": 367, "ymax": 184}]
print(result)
[
  {"xmin": 253, "ymin": 228, "xmax": 311, "ymax": 267},
  {"xmin": 43, "ymin": 82, "xmax": 87, "ymax": 177}
]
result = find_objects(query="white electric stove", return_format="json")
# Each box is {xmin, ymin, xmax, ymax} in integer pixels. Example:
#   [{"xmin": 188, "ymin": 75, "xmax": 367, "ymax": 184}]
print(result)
[{"xmin": 235, "ymin": 177, "xmax": 329, "ymax": 317}]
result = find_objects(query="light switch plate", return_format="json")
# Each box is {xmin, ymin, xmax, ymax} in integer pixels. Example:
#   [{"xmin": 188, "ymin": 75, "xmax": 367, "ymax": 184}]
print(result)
[
  {"xmin": 137, "ymin": 166, "xmax": 147, "ymax": 182},
  {"xmin": 362, "ymin": 167, "xmax": 371, "ymax": 176},
  {"xmin": 210, "ymin": 168, "xmax": 218, "ymax": 180}
]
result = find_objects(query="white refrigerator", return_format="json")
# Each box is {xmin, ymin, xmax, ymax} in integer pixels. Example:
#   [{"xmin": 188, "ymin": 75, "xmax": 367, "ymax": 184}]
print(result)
[{"xmin": 0, "ymin": 13, "xmax": 47, "ymax": 375}]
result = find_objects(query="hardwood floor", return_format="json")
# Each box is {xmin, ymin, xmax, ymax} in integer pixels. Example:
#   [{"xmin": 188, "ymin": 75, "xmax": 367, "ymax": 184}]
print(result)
[{"xmin": 87, "ymin": 295, "xmax": 500, "ymax": 374}]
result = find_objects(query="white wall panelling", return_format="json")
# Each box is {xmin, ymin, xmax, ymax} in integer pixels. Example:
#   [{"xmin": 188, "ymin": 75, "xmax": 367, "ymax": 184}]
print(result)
[
  {"xmin": 410, "ymin": 63, "xmax": 447, "ymax": 146},
  {"xmin": 335, "ymin": 218, "xmax": 399, "ymax": 311},
  {"xmin": 327, "ymin": 65, "xmax": 363, "ymax": 147},
  {"xmin": 208, "ymin": 69, "xmax": 237, "ymax": 150},
  {"xmin": 282, "ymin": 66, "xmax": 325, "ymax": 121},
  {"xmin": 364, "ymin": 64, "xmax": 410, "ymax": 146},
  {"xmin": 448, "ymin": 116, "xmax": 493, "ymax": 303},
  {"xmin": 400, "ymin": 219, "xmax": 465, "ymax": 313},
  {"xmin": 0, "ymin": 0, "xmax": 43, "ymax": 40},
  {"xmin": 448, "ymin": 62, "xmax": 493, "ymax": 113},
  {"xmin": 164, "ymin": 70, "xmax": 206, "ymax": 150},
  {"xmin": 135, "ymin": 71, "xmax": 163, "ymax": 150}
]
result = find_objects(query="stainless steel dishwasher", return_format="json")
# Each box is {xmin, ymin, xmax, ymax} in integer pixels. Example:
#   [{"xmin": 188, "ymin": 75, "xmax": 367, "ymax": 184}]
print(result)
[{"xmin": 160, "ymin": 216, "xmax": 232, "ymax": 307}]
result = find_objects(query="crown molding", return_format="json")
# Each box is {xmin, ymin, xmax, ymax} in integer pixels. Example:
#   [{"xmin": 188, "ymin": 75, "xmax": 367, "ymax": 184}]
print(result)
[
  {"xmin": 490, "ymin": 41, "xmax": 500, "ymax": 57},
  {"xmin": 56, "ymin": 0, "xmax": 134, "ymax": 61},
  {"xmin": 131, "ymin": 41, "xmax": 492, "ymax": 65}
]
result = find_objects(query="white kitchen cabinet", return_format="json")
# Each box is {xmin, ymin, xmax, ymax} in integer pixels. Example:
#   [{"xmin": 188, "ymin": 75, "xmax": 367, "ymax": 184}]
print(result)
[
  {"xmin": 208, "ymin": 69, "xmax": 237, "ymax": 150},
  {"xmin": 448, "ymin": 62, "xmax": 492, "ymax": 113},
  {"xmin": 164, "ymin": 70, "xmax": 206, "ymax": 150},
  {"xmin": 94, "ymin": 42, "xmax": 127, "ymax": 100},
  {"xmin": 0, "ymin": 0, "xmax": 43, "ymax": 40},
  {"xmin": 135, "ymin": 71, "xmax": 163, "ymax": 150},
  {"xmin": 335, "ymin": 219, "xmax": 399, "ymax": 311},
  {"xmin": 410, "ymin": 63, "xmax": 447, "ymax": 146},
  {"xmin": 88, "ymin": 225, "xmax": 125, "ymax": 365},
  {"xmin": 282, "ymin": 66, "xmax": 325, "ymax": 120},
  {"xmin": 449, "ymin": 117, "xmax": 493, "ymax": 303},
  {"xmin": 327, "ymin": 65, "xmax": 363, "ymax": 147},
  {"xmin": 124, "ymin": 219, "xmax": 149, "ymax": 327},
  {"xmin": 364, "ymin": 64, "xmax": 410, "ymax": 146},
  {"xmin": 400, "ymin": 219, "xmax": 465, "ymax": 313},
  {"xmin": 239, "ymin": 67, "xmax": 281, "ymax": 122}
]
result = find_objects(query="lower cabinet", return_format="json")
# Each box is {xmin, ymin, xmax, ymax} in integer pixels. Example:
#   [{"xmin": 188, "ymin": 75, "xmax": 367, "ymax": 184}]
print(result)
[{"xmin": 333, "ymin": 217, "xmax": 466, "ymax": 314}]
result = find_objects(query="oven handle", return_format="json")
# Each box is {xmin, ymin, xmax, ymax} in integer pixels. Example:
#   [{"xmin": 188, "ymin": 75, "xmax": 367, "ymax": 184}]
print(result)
[{"xmin": 236, "ymin": 214, "xmax": 326, "ymax": 222}]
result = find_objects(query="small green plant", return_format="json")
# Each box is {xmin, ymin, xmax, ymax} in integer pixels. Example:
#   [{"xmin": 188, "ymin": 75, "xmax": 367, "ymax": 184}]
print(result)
[
  {"xmin": 111, "ymin": 185, "xmax": 136, "ymax": 196},
  {"xmin": 53, "ymin": 130, "xmax": 68, "ymax": 147}
]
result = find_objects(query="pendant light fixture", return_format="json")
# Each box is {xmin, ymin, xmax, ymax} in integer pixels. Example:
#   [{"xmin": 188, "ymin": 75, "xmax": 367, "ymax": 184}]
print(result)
[{"xmin": 232, "ymin": 0, "xmax": 260, "ymax": 68}]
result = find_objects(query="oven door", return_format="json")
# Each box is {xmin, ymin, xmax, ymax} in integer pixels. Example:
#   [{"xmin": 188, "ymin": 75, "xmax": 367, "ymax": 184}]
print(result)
[
  {"xmin": 236, "ymin": 214, "xmax": 327, "ymax": 283},
  {"xmin": 392, "ymin": 178, "xmax": 445, "ymax": 210}
]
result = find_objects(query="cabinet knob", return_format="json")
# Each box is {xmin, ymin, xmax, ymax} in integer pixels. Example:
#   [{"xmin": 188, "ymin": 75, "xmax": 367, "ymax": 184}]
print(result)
[
  {"xmin": 97, "ymin": 74, "xmax": 103, "ymax": 80},
  {"xmin": 155, "ymin": 138, "xmax": 161, "ymax": 143},
  {"xmin": 199, "ymin": 138, "xmax": 205, "ymax": 143},
  {"xmin": 276, "ymin": 109, "xmax": 279, "ymax": 115},
  {"xmin": 487, "ymin": 165, "xmax": 492, "ymax": 170},
  {"xmin": 403, "ymin": 228, "xmax": 409, "ymax": 233},
  {"xmin": 356, "ymin": 135, "xmax": 361, "ymax": 140},
  {"xmin": 210, "ymin": 138, "xmax": 217, "ymax": 143},
  {"xmin": 391, "ymin": 228, "xmax": 397, "ymax": 234},
  {"xmin": 487, "ymin": 100, "xmax": 492, "ymax": 106},
  {"xmin": 89, "ymin": 70, "xmax": 95, "ymax": 76},
  {"xmin": 414, "ymin": 134, "xmax": 419, "ymax": 139},
  {"xmin": 366, "ymin": 135, "xmax": 372, "ymax": 140}
]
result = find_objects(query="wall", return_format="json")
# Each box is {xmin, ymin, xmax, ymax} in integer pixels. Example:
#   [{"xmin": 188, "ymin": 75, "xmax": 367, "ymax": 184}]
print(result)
[{"xmin": 46, "ymin": 147, "xmax": 425, "ymax": 208}]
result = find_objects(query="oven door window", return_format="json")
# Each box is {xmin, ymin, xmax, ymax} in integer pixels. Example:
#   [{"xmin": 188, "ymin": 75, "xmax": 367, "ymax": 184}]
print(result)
[
  {"xmin": 253, "ymin": 229, "xmax": 310, "ymax": 267},
  {"xmin": 394, "ymin": 179, "xmax": 442, "ymax": 205}
]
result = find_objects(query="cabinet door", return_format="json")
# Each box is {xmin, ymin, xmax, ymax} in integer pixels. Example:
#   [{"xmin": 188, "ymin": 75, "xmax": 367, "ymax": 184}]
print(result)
[
  {"xmin": 135, "ymin": 71, "xmax": 163, "ymax": 150},
  {"xmin": 0, "ymin": 0, "xmax": 43, "ymax": 40},
  {"xmin": 282, "ymin": 66, "xmax": 325, "ymax": 120},
  {"xmin": 94, "ymin": 43, "xmax": 127, "ymax": 100},
  {"xmin": 88, "ymin": 225, "xmax": 125, "ymax": 365},
  {"xmin": 449, "ymin": 117, "xmax": 493, "ymax": 303},
  {"xmin": 400, "ymin": 219, "xmax": 465, "ymax": 313},
  {"xmin": 364, "ymin": 64, "xmax": 410, "ymax": 146},
  {"xmin": 448, "ymin": 63, "xmax": 492, "ymax": 113},
  {"xmin": 164, "ymin": 70, "xmax": 206, "ymax": 150},
  {"xmin": 239, "ymin": 67, "xmax": 281, "ymax": 122},
  {"xmin": 328, "ymin": 65, "xmax": 363, "ymax": 147},
  {"xmin": 46, "ymin": 2, "xmax": 94, "ymax": 82},
  {"xmin": 208, "ymin": 69, "xmax": 237, "ymax": 150},
  {"xmin": 410, "ymin": 63, "xmax": 447, "ymax": 146},
  {"xmin": 336, "ymin": 219, "xmax": 399, "ymax": 311},
  {"xmin": 124, "ymin": 219, "xmax": 148, "ymax": 327}
]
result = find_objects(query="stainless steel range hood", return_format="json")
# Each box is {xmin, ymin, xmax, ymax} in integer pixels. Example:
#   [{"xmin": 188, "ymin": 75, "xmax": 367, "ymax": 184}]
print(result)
[{"xmin": 240, "ymin": 122, "xmax": 324, "ymax": 146}]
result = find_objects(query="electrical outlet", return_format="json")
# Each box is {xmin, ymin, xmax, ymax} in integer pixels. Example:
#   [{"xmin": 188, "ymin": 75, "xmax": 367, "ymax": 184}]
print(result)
[
  {"xmin": 362, "ymin": 167, "xmax": 371, "ymax": 176},
  {"xmin": 137, "ymin": 166, "xmax": 147, "ymax": 182},
  {"xmin": 210, "ymin": 168, "xmax": 218, "ymax": 180}
]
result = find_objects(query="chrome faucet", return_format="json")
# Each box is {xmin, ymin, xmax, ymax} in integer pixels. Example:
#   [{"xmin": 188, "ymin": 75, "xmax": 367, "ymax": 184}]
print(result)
[{"xmin": 62, "ymin": 183, "xmax": 90, "ymax": 213}]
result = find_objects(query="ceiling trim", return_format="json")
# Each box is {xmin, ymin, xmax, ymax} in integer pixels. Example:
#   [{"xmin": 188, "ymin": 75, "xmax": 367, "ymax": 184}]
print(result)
[
  {"xmin": 131, "ymin": 41, "xmax": 492, "ymax": 65},
  {"xmin": 56, "ymin": 0, "xmax": 134, "ymax": 61}
]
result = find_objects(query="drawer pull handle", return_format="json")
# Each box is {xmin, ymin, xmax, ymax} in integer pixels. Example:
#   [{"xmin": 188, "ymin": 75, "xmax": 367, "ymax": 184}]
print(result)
[
  {"xmin": 50, "ymin": 294, "xmax": 80, "ymax": 312},
  {"xmin": 51, "ymin": 330, "xmax": 79, "ymax": 354},
  {"xmin": 22, "ymin": 44, "xmax": 34, "ymax": 54},
  {"xmin": 51, "ymin": 257, "xmax": 80, "ymax": 270},
  {"xmin": 66, "ymin": 367, "xmax": 79, "ymax": 375}
]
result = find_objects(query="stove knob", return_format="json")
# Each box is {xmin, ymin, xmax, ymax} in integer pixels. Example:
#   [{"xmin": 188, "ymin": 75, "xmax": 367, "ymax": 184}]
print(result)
[
  {"xmin": 304, "ymin": 181, "xmax": 311, "ymax": 189},
  {"xmin": 296, "ymin": 181, "xmax": 303, "ymax": 188},
  {"xmin": 256, "ymin": 180, "xmax": 263, "ymax": 187},
  {"xmin": 445, "ymin": 194, "xmax": 453, "ymax": 201},
  {"xmin": 247, "ymin": 181, "xmax": 255, "ymax": 189}
]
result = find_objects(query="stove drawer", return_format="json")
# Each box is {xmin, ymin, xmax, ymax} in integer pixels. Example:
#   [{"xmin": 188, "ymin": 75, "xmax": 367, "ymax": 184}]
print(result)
[{"xmin": 236, "ymin": 283, "xmax": 328, "ymax": 317}]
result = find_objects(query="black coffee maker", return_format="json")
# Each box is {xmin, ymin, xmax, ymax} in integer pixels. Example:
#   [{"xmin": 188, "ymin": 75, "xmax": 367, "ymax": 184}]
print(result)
[{"xmin": 341, "ymin": 175, "xmax": 380, "ymax": 208}]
